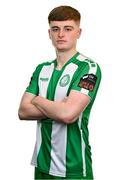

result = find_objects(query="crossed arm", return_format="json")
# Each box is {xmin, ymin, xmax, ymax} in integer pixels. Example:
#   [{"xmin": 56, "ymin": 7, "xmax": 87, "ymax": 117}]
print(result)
[{"xmin": 18, "ymin": 90, "xmax": 90, "ymax": 124}]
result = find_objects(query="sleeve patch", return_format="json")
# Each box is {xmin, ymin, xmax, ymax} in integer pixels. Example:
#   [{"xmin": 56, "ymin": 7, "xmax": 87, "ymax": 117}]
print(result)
[{"xmin": 78, "ymin": 73, "xmax": 97, "ymax": 91}]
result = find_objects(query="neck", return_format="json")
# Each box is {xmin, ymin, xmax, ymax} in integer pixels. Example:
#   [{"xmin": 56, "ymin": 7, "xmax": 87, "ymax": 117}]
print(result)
[{"xmin": 55, "ymin": 49, "xmax": 78, "ymax": 70}]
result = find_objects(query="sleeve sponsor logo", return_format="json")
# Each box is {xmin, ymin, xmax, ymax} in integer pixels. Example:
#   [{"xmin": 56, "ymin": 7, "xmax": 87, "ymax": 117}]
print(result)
[{"xmin": 78, "ymin": 73, "xmax": 97, "ymax": 91}]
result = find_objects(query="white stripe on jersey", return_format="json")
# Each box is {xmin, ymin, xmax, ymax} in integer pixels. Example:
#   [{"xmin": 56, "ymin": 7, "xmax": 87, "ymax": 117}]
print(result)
[
  {"xmin": 31, "ymin": 64, "xmax": 54, "ymax": 166},
  {"xmin": 49, "ymin": 122, "xmax": 67, "ymax": 176},
  {"xmin": 78, "ymin": 113, "xmax": 86, "ymax": 177},
  {"xmin": 49, "ymin": 63, "xmax": 78, "ymax": 177},
  {"xmin": 38, "ymin": 63, "xmax": 54, "ymax": 97},
  {"xmin": 77, "ymin": 53, "xmax": 88, "ymax": 61},
  {"xmin": 31, "ymin": 122, "xmax": 42, "ymax": 166}
]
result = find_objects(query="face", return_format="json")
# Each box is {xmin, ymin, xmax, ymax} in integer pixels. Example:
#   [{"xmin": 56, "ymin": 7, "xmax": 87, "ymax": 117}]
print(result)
[{"xmin": 48, "ymin": 20, "xmax": 81, "ymax": 52}]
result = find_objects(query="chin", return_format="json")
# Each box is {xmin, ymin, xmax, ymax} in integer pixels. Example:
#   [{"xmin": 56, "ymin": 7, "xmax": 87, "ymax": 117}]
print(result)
[
  {"xmin": 55, "ymin": 46, "xmax": 69, "ymax": 51},
  {"xmin": 56, "ymin": 48, "xmax": 69, "ymax": 52}
]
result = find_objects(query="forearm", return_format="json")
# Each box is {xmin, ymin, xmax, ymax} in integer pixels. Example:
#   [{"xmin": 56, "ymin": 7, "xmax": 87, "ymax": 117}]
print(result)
[
  {"xmin": 32, "ymin": 96, "xmax": 74, "ymax": 123},
  {"xmin": 18, "ymin": 103, "xmax": 46, "ymax": 121}
]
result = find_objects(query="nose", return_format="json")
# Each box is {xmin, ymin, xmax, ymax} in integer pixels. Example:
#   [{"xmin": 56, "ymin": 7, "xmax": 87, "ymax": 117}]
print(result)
[{"xmin": 58, "ymin": 29, "xmax": 65, "ymax": 38}]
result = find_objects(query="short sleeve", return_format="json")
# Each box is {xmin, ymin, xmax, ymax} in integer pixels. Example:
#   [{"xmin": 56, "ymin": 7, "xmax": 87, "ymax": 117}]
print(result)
[
  {"xmin": 25, "ymin": 65, "xmax": 42, "ymax": 95},
  {"xmin": 71, "ymin": 62, "xmax": 102, "ymax": 100}
]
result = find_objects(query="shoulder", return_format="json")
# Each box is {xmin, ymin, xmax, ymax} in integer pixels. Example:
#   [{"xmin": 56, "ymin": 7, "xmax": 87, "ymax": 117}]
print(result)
[
  {"xmin": 75, "ymin": 53, "xmax": 97, "ymax": 65},
  {"xmin": 74, "ymin": 53, "xmax": 101, "ymax": 74},
  {"xmin": 34, "ymin": 59, "xmax": 55, "ymax": 73},
  {"xmin": 36, "ymin": 59, "xmax": 54, "ymax": 68}
]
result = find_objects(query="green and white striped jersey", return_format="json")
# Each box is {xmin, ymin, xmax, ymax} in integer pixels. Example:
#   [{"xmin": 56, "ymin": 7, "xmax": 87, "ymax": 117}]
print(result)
[{"xmin": 26, "ymin": 52, "xmax": 101, "ymax": 179}]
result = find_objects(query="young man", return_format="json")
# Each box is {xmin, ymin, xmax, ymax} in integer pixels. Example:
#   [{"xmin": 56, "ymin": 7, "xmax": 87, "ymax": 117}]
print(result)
[{"xmin": 18, "ymin": 5, "xmax": 101, "ymax": 180}]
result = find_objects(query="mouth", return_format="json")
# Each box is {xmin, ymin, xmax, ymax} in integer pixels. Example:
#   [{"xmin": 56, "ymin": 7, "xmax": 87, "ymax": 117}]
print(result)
[{"xmin": 56, "ymin": 40, "xmax": 67, "ymax": 44}]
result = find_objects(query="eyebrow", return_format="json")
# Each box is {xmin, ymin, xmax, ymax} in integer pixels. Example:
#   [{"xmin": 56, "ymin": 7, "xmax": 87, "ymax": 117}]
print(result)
[{"xmin": 51, "ymin": 26, "xmax": 74, "ymax": 29}]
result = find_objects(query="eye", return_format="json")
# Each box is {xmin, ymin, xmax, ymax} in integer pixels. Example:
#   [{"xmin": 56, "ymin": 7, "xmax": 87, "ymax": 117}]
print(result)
[
  {"xmin": 51, "ymin": 28, "xmax": 59, "ymax": 32},
  {"xmin": 65, "ymin": 27, "xmax": 73, "ymax": 31}
]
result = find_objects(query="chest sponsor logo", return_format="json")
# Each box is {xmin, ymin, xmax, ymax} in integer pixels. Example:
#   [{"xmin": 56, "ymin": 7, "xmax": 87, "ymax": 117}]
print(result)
[
  {"xmin": 59, "ymin": 74, "xmax": 70, "ymax": 87},
  {"xmin": 40, "ymin": 77, "xmax": 49, "ymax": 81}
]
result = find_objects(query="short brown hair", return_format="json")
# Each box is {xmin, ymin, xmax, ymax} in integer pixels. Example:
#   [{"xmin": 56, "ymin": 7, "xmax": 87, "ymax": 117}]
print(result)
[{"xmin": 48, "ymin": 5, "xmax": 81, "ymax": 24}]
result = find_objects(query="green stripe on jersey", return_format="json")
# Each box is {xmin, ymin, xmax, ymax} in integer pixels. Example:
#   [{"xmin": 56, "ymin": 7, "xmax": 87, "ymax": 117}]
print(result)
[
  {"xmin": 37, "ymin": 120, "xmax": 52, "ymax": 172},
  {"xmin": 66, "ymin": 122, "xmax": 83, "ymax": 176}
]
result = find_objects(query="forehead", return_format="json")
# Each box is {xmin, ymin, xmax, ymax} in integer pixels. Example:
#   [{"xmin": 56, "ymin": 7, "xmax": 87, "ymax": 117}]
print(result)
[{"xmin": 49, "ymin": 20, "xmax": 80, "ymax": 28}]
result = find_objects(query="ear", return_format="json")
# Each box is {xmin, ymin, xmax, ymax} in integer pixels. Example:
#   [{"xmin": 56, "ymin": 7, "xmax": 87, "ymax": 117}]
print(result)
[
  {"xmin": 77, "ymin": 28, "xmax": 82, "ymax": 39},
  {"xmin": 48, "ymin": 29, "xmax": 51, "ymax": 39}
]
